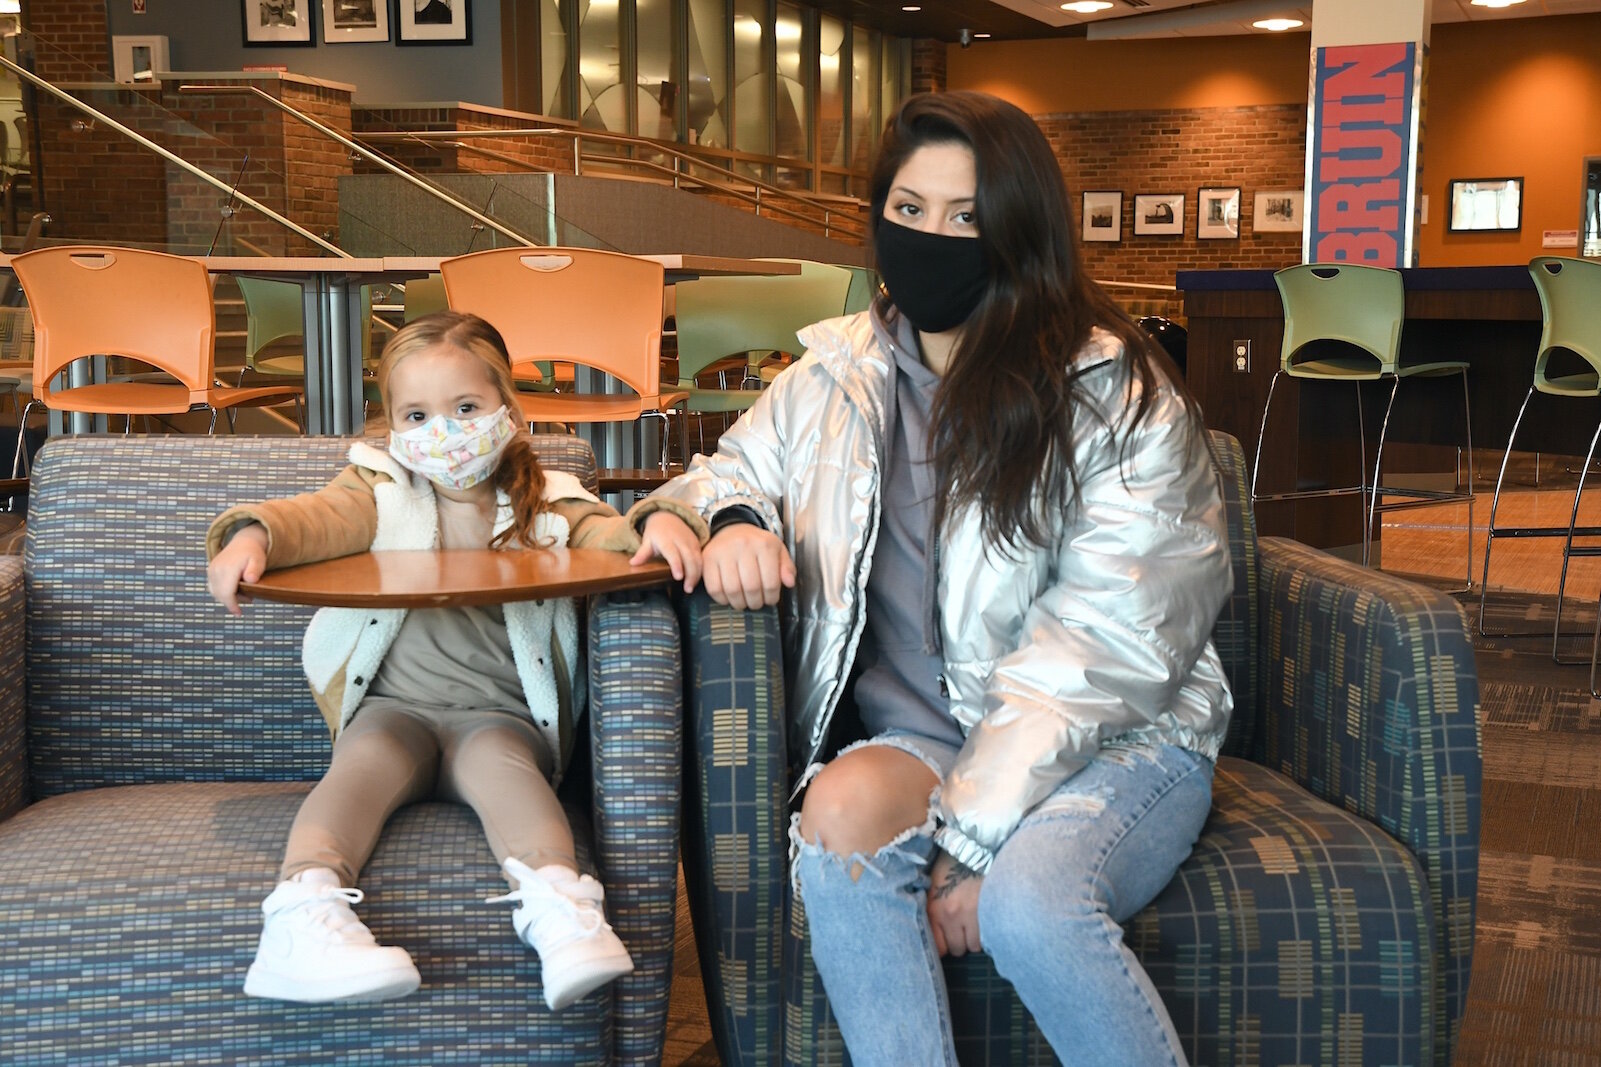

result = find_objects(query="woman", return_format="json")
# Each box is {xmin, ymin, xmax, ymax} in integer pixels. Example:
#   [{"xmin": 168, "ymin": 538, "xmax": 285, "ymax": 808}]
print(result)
[{"xmin": 647, "ymin": 90, "xmax": 1232, "ymax": 1066}]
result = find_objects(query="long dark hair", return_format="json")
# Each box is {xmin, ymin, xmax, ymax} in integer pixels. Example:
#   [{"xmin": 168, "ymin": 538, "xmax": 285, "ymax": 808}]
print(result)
[
  {"xmin": 377, "ymin": 310, "xmax": 549, "ymax": 550},
  {"xmin": 871, "ymin": 91, "xmax": 1186, "ymax": 553}
]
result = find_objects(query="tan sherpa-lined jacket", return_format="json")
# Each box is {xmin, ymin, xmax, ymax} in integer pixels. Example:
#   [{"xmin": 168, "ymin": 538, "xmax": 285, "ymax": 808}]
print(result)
[{"xmin": 208, "ymin": 441, "xmax": 705, "ymax": 778}]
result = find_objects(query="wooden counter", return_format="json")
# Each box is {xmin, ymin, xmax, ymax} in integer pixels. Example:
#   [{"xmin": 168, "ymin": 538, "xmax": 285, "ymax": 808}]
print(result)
[{"xmin": 1179, "ymin": 265, "xmax": 1595, "ymax": 550}]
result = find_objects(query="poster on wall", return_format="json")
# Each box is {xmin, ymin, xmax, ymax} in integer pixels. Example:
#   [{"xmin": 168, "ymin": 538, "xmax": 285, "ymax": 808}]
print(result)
[
  {"xmin": 1306, "ymin": 41, "xmax": 1419, "ymax": 266},
  {"xmin": 323, "ymin": 0, "xmax": 389, "ymax": 44},
  {"xmin": 243, "ymin": 0, "xmax": 315, "ymax": 46},
  {"xmin": 398, "ymin": 0, "xmax": 473, "ymax": 44}
]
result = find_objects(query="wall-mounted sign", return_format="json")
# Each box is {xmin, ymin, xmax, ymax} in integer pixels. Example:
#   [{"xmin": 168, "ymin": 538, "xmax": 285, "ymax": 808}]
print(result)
[
  {"xmin": 132, "ymin": 0, "xmax": 147, "ymax": 14},
  {"xmin": 1543, "ymin": 230, "xmax": 1580, "ymax": 249},
  {"xmin": 1306, "ymin": 41, "xmax": 1421, "ymax": 268}
]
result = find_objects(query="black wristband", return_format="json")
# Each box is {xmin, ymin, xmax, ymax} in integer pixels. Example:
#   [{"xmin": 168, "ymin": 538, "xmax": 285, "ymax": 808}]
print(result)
[{"xmin": 709, "ymin": 504, "xmax": 766, "ymax": 537}]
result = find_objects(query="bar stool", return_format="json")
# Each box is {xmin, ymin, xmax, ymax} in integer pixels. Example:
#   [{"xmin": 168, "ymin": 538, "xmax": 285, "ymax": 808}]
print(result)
[
  {"xmin": 1481, "ymin": 256, "xmax": 1601, "ymax": 659},
  {"xmin": 1251, "ymin": 263, "xmax": 1474, "ymax": 583}
]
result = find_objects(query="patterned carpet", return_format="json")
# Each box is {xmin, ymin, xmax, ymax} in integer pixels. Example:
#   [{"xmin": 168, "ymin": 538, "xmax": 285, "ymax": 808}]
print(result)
[{"xmin": 1454, "ymin": 591, "xmax": 1601, "ymax": 1067}]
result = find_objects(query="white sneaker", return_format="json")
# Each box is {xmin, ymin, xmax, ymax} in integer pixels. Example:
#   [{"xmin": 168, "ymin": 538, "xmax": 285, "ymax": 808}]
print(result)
[
  {"xmin": 243, "ymin": 870, "xmax": 421, "ymax": 1003},
  {"xmin": 489, "ymin": 858, "xmax": 635, "ymax": 1011}
]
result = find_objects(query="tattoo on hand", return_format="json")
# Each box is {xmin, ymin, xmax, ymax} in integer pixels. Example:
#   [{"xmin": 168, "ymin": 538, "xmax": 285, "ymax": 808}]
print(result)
[{"xmin": 931, "ymin": 860, "xmax": 979, "ymax": 900}]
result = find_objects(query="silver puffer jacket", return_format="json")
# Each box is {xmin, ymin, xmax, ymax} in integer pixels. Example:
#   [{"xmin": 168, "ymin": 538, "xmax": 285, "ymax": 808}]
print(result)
[{"xmin": 656, "ymin": 310, "xmax": 1233, "ymax": 872}]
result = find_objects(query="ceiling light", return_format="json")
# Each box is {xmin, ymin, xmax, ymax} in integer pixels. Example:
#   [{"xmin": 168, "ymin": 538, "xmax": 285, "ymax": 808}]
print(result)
[
  {"xmin": 1471, "ymin": 0, "xmax": 1527, "ymax": 7},
  {"xmin": 1252, "ymin": 18, "xmax": 1305, "ymax": 31},
  {"xmin": 973, "ymin": 32, "xmax": 991, "ymax": 38},
  {"xmin": 900, "ymin": 4, "xmax": 921, "ymax": 10},
  {"xmin": 1061, "ymin": 1, "xmax": 1114, "ymax": 13}
]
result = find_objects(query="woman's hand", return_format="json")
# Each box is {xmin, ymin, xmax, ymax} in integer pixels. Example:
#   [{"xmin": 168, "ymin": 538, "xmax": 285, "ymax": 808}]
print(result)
[
  {"xmin": 926, "ymin": 851, "xmax": 984, "ymax": 957},
  {"xmin": 701, "ymin": 523, "xmax": 796, "ymax": 610},
  {"xmin": 207, "ymin": 524, "xmax": 269, "ymax": 616},
  {"xmin": 632, "ymin": 511, "xmax": 704, "ymax": 593}
]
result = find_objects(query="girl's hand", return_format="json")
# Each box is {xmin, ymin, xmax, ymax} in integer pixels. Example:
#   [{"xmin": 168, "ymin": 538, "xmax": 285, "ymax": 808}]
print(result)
[
  {"xmin": 632, "ymin": 511, "xmax": 704, "ymax": 593},
  {"xmin": 207, "ymin": 524, "xmax": 269, "ymax": 616},
  {"xmin": 926, "ymin": 851, "xmax": 984, "ymax": 957},
  {"xmin": 702, "ymin": 523, "xmax": 795, "ymax": 610}
]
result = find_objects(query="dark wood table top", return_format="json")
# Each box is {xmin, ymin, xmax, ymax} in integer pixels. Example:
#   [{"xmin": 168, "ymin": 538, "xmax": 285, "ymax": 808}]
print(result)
[
  {"xmin": 596, "ymin": 466, "xmax": 685, "ymax": 492},
  {"xmin": 241, "ymin": 548, "xmax": 671, "ymax": 608}
]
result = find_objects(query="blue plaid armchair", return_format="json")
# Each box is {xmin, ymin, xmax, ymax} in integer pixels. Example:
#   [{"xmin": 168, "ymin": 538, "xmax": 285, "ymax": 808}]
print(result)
[
  {"xmin": 0, "ymin": 434, "xmax": 680, "ymax": 1066},
  {"xmin": 679, "ymin": 430, "xmax": 1480, "ymax": 1066}
]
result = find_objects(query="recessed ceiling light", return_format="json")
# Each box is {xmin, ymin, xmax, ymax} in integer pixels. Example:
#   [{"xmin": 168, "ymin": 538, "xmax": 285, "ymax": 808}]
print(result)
[
  {"xmin": 1252, "ymin": 17, "xmax": 1305, "ymax": 31},
  {"xmin": 973, "ymin": 32, "xmax": 991, "ymax": 38},
  {"xmin": 1471, "ymin": 0, "xmax": 1527, "ymax": 7},
  {"xmin": 1060, "ymin": 1, "xmax": 1114, "ymax": 13},
  {"xmin": 900, "ymin": 4, "xmax": 921, "ymax": 10}
]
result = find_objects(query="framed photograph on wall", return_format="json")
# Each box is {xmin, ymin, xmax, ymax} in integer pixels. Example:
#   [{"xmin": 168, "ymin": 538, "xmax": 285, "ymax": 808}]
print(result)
[
  {"xmin": 1252, "ymin": 189, "xmax": 1304, "ymax": 233},
  {"xmin": 243, "ymin": 0, "xmax": 315, "ymax": 46},
  {"xmin": 1197, "ymin": 186, "xmax": 1241, "ymax": 240},
  {"xmin": 1447, "ymin": 177, "xmax": 1523, "ymax": 232},
  {"xmin": 1133, "ymin": 193, "xmax": 1184, "ymax": 237},
  {"xmin": 112, "ymin": 35, "xmax": 169, "ymax": 83},
  {"xmin": 322, "ymin": 0, "xmax": 389, "ymax": 43},
  {"xmin": 1081, "ymin": 190, "xmax": 1123, "ymax": 243},
  {"xmin": 398, "ymin": 0, "xmax": 473, "ymax": 44}
]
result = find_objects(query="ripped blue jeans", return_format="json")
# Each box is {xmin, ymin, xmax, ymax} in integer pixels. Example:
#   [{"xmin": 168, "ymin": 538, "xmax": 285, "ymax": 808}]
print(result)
[{"xmin": 791, "ymin": 733, "xmax": 1213, "ymax": 1067}]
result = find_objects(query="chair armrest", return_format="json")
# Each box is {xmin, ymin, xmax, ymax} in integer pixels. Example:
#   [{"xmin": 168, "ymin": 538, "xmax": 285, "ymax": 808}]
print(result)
[
  {"xmin": 1256, "ymin": 535, "xmax": 1481, "ymax": 1054},
  {"xmin": 677, "ymin": 589, "xmax": 787, "ymax": 1067},
  {"xmin": 0, "ymin": 557, "xmax": 24, "ymax": 822},
  {"xmin": 588, "ymin": 588, "xmax": 682, "ymax": 1067}
]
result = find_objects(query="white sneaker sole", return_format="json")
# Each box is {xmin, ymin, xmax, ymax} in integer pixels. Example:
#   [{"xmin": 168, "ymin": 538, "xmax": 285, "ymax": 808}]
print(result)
[
  {"xmin": 542, "ymin": 947, "xmax": 634, "ymax": 1012},
  {"xmin": 244, "ymin": 961, "xmax": 422, "ymax": 1003}
]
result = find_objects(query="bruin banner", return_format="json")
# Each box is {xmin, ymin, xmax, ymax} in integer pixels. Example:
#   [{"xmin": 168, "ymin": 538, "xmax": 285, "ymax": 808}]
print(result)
[{"xmin": 1306, "ymin": 41, "xmax": 1421, "ymax": 267}]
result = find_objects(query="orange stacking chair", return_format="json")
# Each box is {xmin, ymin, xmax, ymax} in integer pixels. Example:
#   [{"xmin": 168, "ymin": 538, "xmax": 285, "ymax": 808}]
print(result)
[
  {"xmin": 439, "ymin": 247, "xmax": 687, "ymax": 468},
  {"xmin": 10, "ymin": 247, "xmax": 301, "ymax": 460}
]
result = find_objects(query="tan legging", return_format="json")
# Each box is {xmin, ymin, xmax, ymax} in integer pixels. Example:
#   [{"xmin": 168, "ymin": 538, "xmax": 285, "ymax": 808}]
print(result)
[{"xmin": 282, "ymin": 702, "xmax": 573, "ymax": 887}]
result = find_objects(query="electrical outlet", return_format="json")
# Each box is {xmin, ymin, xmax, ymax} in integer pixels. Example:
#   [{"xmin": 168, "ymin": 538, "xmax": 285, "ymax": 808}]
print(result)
[{"xmin": 1232, "ymin": 339, "xmax": 1251, "ymax": 373}]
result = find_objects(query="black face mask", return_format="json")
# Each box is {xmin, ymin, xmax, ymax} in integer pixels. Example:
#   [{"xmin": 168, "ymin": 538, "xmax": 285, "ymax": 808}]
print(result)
[{"xmin": 873, "ymin": 217, "xmax": 989, "ymax": 334}]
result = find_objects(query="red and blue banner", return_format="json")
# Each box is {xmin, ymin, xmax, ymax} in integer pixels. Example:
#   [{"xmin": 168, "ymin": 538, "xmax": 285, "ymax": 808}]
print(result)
[{"xmin": 1306, "ymin": 41, "xmax": 1420, "ymax": 267}]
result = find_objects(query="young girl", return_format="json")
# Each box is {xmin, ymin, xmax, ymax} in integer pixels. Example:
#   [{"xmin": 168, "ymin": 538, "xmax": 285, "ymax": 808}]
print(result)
[
  {"xmin": 646, "ymin": 91, "xmax": 1232, "ymax": 1065},
  {"xmin": 206, "ymin": 310, "xmax": 705, "ymax": 1009}
]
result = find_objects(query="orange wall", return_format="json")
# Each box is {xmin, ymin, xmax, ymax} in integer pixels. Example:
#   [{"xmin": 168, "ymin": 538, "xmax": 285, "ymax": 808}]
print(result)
[
  {"xmin": 947, "ymin": 34, "xmax": 1310, "ymax": 114},
  {"xmin": 1417, "ymin": 17, "xmax": 1601, "ymax": 266},
  {"xmin": 947, "ymin": 14, "xmax": 1601, "ymax": 268}
]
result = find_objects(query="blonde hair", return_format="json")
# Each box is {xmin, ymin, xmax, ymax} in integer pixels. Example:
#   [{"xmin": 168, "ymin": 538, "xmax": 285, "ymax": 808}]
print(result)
[{"xmin": 377, "ymin": 310, "xmax": 549, "ymax": 549}]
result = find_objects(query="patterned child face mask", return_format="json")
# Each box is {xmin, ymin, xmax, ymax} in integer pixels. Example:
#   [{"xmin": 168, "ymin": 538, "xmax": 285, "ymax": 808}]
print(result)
[{"xmin": 388, "ymin": 405, "xmax": 520, "ymax": 491}]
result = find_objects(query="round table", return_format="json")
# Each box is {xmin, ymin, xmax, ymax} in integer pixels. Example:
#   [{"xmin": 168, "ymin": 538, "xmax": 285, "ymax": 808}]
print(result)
[{"xmin": 240, "ymin": 547, "xmax": 672, "ymax": 609}]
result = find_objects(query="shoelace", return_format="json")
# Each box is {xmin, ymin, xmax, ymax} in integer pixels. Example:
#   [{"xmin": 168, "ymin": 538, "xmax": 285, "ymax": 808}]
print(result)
[
  {"xmin": 487, "ymin": 878, "xmax": 605, "ymax": 939},
  {"xmin": 292, "ymin": 886, "xmax": 373, "ymax": 943}
]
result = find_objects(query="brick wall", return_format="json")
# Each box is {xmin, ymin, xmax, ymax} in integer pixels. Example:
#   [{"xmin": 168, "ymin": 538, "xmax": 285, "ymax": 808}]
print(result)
[
  {"xmin": 911, "ymin": 39, "xmax": 946, "ymax": 94},
  {"xmin": 35, "ymin": 75, "xmax": 356, "ymax": 255},
  {"xmin": 24, "ymin": 0, "xmax": 110, "ymax": 80},
  {"xmin": 1038, "ymin": 103, "xmax": 1307, "ymax": 290},
  {"xmin": 352, "ymin": 105, "xmax": 577, "ymax": 176}
]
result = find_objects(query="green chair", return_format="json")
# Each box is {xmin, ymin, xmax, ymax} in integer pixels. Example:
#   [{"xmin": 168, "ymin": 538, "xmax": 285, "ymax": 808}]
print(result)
[
  {"xmin": 672, "ymin": 261, "xmax": 853, "ymax": 445},
  {"xmin": 1251, "ymin": 263, "xmax": 1474, "ymax": 581},
  {"xmin": 1483, "ymin": 256, "xmax": 1601, "ymax": 659},
  {"xmin": 401, "ymin": 273, "xmax": 447, "ymax": 322},
  {"xmin": 236, "ymin": 276, "xmax": 375, "ymax": 380},
  {"xmin": 841, "ymin": 264, "xmax": 880, "ymax": 315}
]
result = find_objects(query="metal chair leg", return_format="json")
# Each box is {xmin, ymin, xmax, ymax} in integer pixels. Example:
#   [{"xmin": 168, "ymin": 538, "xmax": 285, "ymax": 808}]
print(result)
[
  {"xmin": 1364, "ymin": 378, "xmax": 1402, "ymax": 568},
  {"xmin": 1553, "ymin": 417, "xmax": 1601, "ymax": 662},
  {"xmin": 1479, "ymin": 386, "xmax": 1536, "ymax": 633},
  {"xmin": 11, "ymin": 397, "xmax": 38, "ymax": 478},
  {"xmin": 1248, "ymin": 370, "xmax": 1283, "ymax": 506}
]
